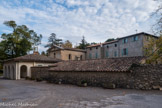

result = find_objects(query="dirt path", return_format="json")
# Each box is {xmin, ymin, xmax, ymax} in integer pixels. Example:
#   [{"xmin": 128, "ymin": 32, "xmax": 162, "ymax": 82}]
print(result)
[{"xmin": 0, "ymin": 79, "xmax": 162, "ymax": 108}]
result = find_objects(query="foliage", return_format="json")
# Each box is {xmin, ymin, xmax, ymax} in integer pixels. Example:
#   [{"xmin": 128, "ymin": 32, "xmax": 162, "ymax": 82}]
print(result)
[
  {"xmin": 145, "ymin": 3, "xmax": 162, "ymax": 64},
  {"xmin": 144, "ymin": 35, "xmax": 162, "ymax": 64},
  {"xmin": 105, "ymin": 38, "xmax": 115, "ymax": 42},
  {"xmin": 152, "ymin": 2, "xmax": 162, "ymax": 36},
  {"xmin": 62, "ymin": 40, "xmax": 72, "ymax": 48},
  {"xmin": 90, "ymin": 42, "xmax": 97, "ymax": 45},
  {"xmin": 41, "ymin": 51, "xmax": 46, "ymax": 56},
  {"xmin": 77, "ymin": 36, "xmax": 90, "ymax": 49},
  {"xmin": 45, "ymin": 33, "xmax": 62, "ymax": 48},
  {"xmin": 0, "ymin": 20, "xmax": 42, "ymax": 59}
]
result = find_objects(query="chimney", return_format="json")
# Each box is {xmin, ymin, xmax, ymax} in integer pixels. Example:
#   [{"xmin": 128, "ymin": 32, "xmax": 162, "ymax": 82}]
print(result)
[{"xmin": 33, "ymin": 47, "xmax": 39, "ymax": 55}]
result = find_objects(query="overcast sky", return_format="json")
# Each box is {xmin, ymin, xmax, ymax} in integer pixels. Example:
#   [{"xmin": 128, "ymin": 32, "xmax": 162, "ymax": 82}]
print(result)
[{"xmin": 0, "ymin": 0, "xmax": 160, "ymax": 52}]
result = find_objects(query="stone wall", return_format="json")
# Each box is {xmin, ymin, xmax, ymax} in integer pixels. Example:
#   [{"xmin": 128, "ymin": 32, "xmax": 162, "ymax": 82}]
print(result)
[
  {"xmin": 31, "ymin": 65, "xmax": 162, "ymax": 90},
  {"xmin": 31, "ymin": 66, "xmax": 49, "ymax": 80}
]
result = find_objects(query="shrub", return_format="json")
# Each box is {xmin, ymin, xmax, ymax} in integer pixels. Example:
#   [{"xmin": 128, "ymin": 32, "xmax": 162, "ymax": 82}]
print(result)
[
  {"xmin": 103, "ymin": 83, "xmax": 116, "ymax": 89},
  {"xmin": 36, "ymin": 78, "xmax": 43, "ymax": 82}
]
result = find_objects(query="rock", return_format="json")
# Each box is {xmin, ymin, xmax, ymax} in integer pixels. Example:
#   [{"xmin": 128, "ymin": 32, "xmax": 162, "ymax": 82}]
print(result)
[
  {"xmin": 139, "ymin": 84, "xmax": 143, "ymax": 89},
  {"xmin": 160, "ymin": 88, "xmax": 162, "ymax": 91},
  {"xmin": 152, "ymin": 85, "xmax": 160, "ymax": 90},
  {"xmin": 103, "ymin": 83, "xmax": 116, "ymax": 89}
]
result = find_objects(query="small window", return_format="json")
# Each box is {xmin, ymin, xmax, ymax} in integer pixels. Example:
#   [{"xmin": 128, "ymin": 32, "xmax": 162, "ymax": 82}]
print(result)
[
  {"xmin": 122, "ymin": 48, "xmax": 128, "ymax": 56},
  {"xmin": 90, "ymin": 48, "xmax": 92, "ymax": 50},
  {"xmin": 114, "ymin": 51, "xmax": 117, "ymax": 57},
  {"xmin": 96, "ymin": 47, "xmax": 98, "ymax": 49},
  {"xmin": 107, "ymin": 45, "xmax": 109, "ymax": 48},
  {"xmin": 106, "ymin": 51, "xmax": 109, "ymax": 58},
  {"xmin": 89, "ymin": 53, "xmax": 92, "ymax": 59},
  {"xmin": 95, "ymin": 53, "xmax": 98, "ymax": 59},
  {"xmin": 54, "ymin": 53, "xmax": 56, "ymax": 58},
  {"xmin": 115, "ymin": 44, "xmax": 117, "ymax": 47},
  {"xmin": 132, "ymin": 36, "xmax": 138, "ymax": 41},
  {"xmin": 69, "ymin": 54, "xmax": 71, "ymax": 60},
  {"xmin": 146, "ymin": 36, "xmax": 150, "ymax": 41},
  {"xmin": 122, "ymin": 38, "xmax": 128, "ymax": 44},
  {"xmin": 80, "ymin": 55, "xmax": 82, "ymax": 60}
]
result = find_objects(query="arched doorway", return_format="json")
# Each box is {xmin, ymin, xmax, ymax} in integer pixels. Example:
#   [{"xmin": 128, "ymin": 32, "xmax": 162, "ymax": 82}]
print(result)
[{"xmin": 20, "ymin": 65, "xmax": 27, "ymax": 78}]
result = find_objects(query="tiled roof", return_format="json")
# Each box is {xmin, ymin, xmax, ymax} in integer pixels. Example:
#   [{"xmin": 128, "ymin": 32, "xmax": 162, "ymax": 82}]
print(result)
[
  {"xmin": 86, "ymin": 43, "xmax": 102, "ymax": 48},
  {"xmin": 5, "ymin": 54, "xmax": 61, "ymax": 63},
  {"xmin": 47, "ymin": 45, "xmax": 86, "ymax": 52},
  {"xmin": 63, "ymin": 48, "xmax": 86, "ymax": 52},
  {"xmin": 102, "ymin": 40, "xmax": 118, "ymax": 45},
  {"xmin": 118, "ymin": 32, "xmax": 158, "ymax": 39},
  {"xmin": 49, "ymin": 57, "xmax": 144, "ymax": 72}
]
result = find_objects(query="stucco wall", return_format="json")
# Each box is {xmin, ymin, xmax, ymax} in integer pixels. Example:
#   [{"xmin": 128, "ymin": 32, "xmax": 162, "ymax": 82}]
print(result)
[
  {"xmin": 31, "ymin": 65, "xmax": 162, "ymax": 90},
  {"xmin": 118, "ymin": 34, "xmax": 144, "ymax": 57},
  {"xmin": 86, "ymin": 46, "xmax": 102, "ymax": 60},
  {"xmin": 3, "ymin": 62, "xmax": 16, "ymax": 80},
  {"xmin": 103, "ymin": 42, "xmax": 119, "ymax": 58},
  {"xmin": 48, "ymin": 50, "xmax": 85, "ymax": 60},
  {"xmin": 61, "ymin": 50, "xmax": 85, "ymax": 60},
  {"xmin": 3, "ymin": 61, "xmax": 55, "ymax": 80}
]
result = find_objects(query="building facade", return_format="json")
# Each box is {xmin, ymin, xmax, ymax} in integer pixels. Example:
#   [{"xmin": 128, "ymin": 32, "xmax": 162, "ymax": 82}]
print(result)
[
  {"xmin": 3, "ymin": 54, "xmax": 60, "ymax": 80},
  {"xmin": 47, "ymin": 45, "xmax": 86, "ymax": 61},
  {"xmin": 86, "ymin": 32, "xmax": 158, "ymax": 59}
]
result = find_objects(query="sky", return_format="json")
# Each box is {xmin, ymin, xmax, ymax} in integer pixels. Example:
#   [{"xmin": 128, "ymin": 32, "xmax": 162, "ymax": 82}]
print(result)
[{"xmin": 0, "ymin": 0, "xmax": 160, "ymax": 52}]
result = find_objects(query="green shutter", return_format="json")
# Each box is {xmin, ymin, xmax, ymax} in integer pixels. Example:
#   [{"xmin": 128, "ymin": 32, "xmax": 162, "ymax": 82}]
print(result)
[
  {"xmin": 106, "ymin": 51, "xmax": 109, "ymax": 58},
  {"xmin": 126, "ymin": 48, "xmax": 128, "ymax": 55},
  {"xmin": 122, "ymin": 39, "xmax": 124, "ymax": 44},
  {"xmin": 136, "ymin": 36, "xmax": 138, "ymax": 41},
  {"xmin": 96, "ymin": 53, "xmax": 98, "ymax": 58},
  {"xmin": 122, "ymin": 49, "xmax": 123, "ymax": 56}
]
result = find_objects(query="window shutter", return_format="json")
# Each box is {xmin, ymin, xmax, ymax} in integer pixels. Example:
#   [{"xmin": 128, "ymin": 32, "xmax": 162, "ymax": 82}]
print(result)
[
  {"xmin": 136, "ymin": 36, "xmax": 138, "ymax": 41},
  {"xmin": 126, "ymin": 48, "xmax": 128, "ymax": 55},
  {"xmin": 122, "ymin": 49, "xmax": 123, "ymax": 56},
  {"xmin": 132, "ymin": 37, "xmax": 134, "ymax": 42},
  {"xmin": 126, "ymin": 38, "xmax": 128, "ymax": 43}
]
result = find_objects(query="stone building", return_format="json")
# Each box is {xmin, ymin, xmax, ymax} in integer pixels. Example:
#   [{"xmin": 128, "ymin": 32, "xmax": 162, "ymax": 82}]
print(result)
[
  {"xmin": 3, "ymin": 54, "xmax": 60, "ymax": 80},
  {"xmin": 47, "ymin": 45, "xmax": 86, "ymax": 61},
  {"xmin": 86, "ymin": 32, "xmax": 158, "ymax": 59}
]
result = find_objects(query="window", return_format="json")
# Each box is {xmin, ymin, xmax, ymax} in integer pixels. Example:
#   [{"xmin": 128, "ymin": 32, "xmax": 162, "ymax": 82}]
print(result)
[
  {"xmin": 80, "ymin": 55, "xmax": 83, "ymax": 60},
  {"xmin": 106, "ymin": 51, "xmax": 109, "ymax": 58},
  {"xmin": 115, "ymin": 44, "xmax": 117, "ymax": 47},
  {"xmin": 146, "ymin": 36, "xmax": 150, "ymax": 41},
  {"xmin": 95, "ymin": 53, "xmax": 98, "ymax": 59},
  {"xmin": 54, "ymin": 53, "xmax": 56, "ymax": 58},
  {"xmin": 122, "ymin": 48, "xmax": 128, "ymax": 56},
  {"xmin": 107, "ymin": 45, "xmax": 109, "ymax": 48},
  {"xmin": 90, "ymin": 48, "xmax": 92, "ymax": 50},
  {"xmin": 96, "ymin": 47, "xmax": 98, "ymax": 49},
  {"xmin": 132, "ymin": 36, "xmax": 138, "ymax": 41},
  {"xmin": 68, "ymin": 54, "xmax": 71, "ymax": 60},
  {"xmin": 89, "ymin": 53, "xmax": 92, "ymax": 59},
  {"xmin": 122, "ymin": 38, "xmax": 128, "ymax": 44},
  {"xmin": 114, "ymin": 51, "xmax": 117, "ymax": 57}
]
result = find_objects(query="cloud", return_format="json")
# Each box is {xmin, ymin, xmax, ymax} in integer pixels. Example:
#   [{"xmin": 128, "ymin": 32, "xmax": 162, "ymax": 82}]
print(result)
[{"xmin": 0, "ymin": 0, "xmax": 159, "ymax": 53}]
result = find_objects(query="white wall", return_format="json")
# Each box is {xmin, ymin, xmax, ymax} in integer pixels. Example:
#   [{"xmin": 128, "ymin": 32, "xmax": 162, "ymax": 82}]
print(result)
[{"xmin": 3, "ymin": 62, "xmax": 16, "ymax": 80}]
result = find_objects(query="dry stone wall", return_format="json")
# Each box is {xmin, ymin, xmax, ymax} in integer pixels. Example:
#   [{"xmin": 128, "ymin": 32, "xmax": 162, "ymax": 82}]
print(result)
[{"xmin": 31, "ymin": 65, "xmax": 162, "ymax": 90}]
